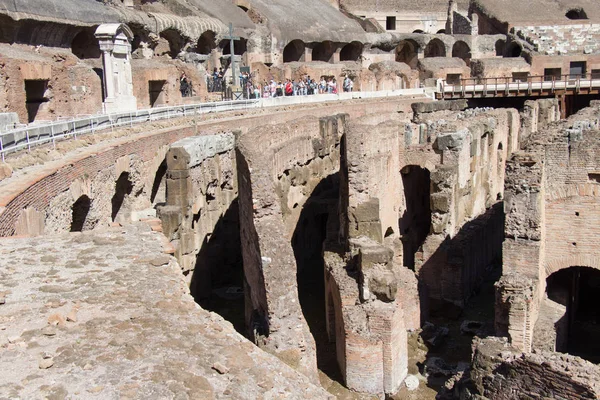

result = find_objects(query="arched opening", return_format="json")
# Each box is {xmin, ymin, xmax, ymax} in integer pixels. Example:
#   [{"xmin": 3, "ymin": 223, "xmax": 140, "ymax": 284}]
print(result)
[
  {"xmin": 340, "ymin": 41, "xmax": 363, "ymax": 62},
  {"xmin": 566, "ymin": 8, "xmax": 587, "ymax": 20},
  {"xmin": 292, "ymin": 172, "xmax": 342, "ymax": 381},
  {"xmin": 159, "ymin": 29, "xmax": 186, "ymax": 59},
  {"xmin": 544, "ymin": 267, "xmax": 600, "ymax": 363},
  {"xmin": 413, "ymin": 29, "xmax": 424, "ymax": 34},
  {"xmin": 425, "ymin": 38, "xmax": 446, "ymax": 57},
  {"xmin": 452, "ymin": 41, "xmax": 471, "ymax": 63},
  {"xmin": 150, "ymin": 159, "xmax": 167, "ymax": 205},
  {"xmin": 283, "ymin": 39, "xmax": 305, "ymax": 63},
  {"xmin": 70, "ymin": 195, "xmax": 91, "ymax": 232},
  {"xmin": 237, "ymin": 5, "xmax": 249, "ymax": 12},
  {"xmin": 437, "ymin": 29, "xmax": 446, "ymax": 34},
  {"xmin": 495, "ymin": 39, "xmax": 505, "ymax": 56},
  {"xmin": 111, "ymin": 172, "xmax": 133, "ymax": 222},
  {"xmin": 197, "ymin": 30, "xmax": 216, "ymax": 55},
  {"xmin": 400, "ymin": 165, "xmax": 431, "ymax": 269},
  {"xmin": 71, "ymin": 30, "xmax": 100, "ymax": 59},
  {"xmin": 190, "ymin": 199, "xmax": 245, "ymax": 334},
  {"xmin": 396, "ymin": 40, "xmax": 419, "ymax": 69},
  {"xmin": 312, "ymin": 41, "xmax": 335, "ymax": 63},
  {"xmin": 507, "ymin": 42, "xmax": 522, "ymax": 58},
  {"xmin": 221, "ymin": 38, "xmax": 247, "ymax": 56}
]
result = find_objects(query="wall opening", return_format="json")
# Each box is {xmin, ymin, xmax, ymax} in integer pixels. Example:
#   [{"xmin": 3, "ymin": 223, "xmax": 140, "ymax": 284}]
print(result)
[
  {"xmin": 452, "ymin": 41, "xmax": 471, "ymax": 63},
  {"xmin": 340, "ymin": 41, "xmax": 363, "ymax": 62},
  {"xmin": 437, "ymin": 29, "xmax": 446, "ymax": 34},
  {"xmin": 570, "ymin": 61, "xmax": 587, "ymax": 78},
  {"xmin": 283, "ymin": 39, "xmax": 305, "ymax": 62},
  {"xmin": 150, "ymin": 159, "xmax": 167, "ymax": 205},
  {"xmin": 221, "ymin": 38, "xmax": 247, "ymax": 56},
  {"xmin": 197, "ymin": 30, "xmax": 216, "ymax": 55},
  {"xmin": 495, "ymin": 39, "xmax": 505, "ymax": 56},
  {"xmin": 24, "ymin": 79, "xmax": 49, "ymax": 123},
  {"xmin": 312, "ymin": 41, "xmax": 335, "ymax": 63},
  {"xmin": 190, "ymin": 199, "xmax": 245, "ymax": 335},
  {"xmin": 159, "ymin": 29, "xmax": 186, "ymax": 59},
  {"xmin": 544, "ymin": 68, "xmax": 562, "ymax": 81},
  {"xmin": 400, "ymin": 165, "xmax": 431, "ymax": 269},
  {"xmin": 566, "ymin": 8, "xmax": 588, "ymax": 20},
  {"xmin": 507, "ymin": 42, "xmax": 522, "ymax": 57},
  {"xmin": 424, "ymin": 38, "xmax": 446, "ymax": 58},
  {"xmin": 71, "ymin": 30, "xmax": 101, "ymax": 59},
  {"xmin": 386, "ymin": 16, "xmax": 397, "ymax": 31},
  {"xmin": 70, "ymin": 195, "xmax": 91, "ymax": 232},
  {"xmin": 396, "ymin": 40, "xmax": 419, "ymax": 69},
  {"xmin": 292, "ymin": 172, "xmax": 342, "ymax": 382},
  {"xmin": 148, "ymin": 80, "xmax": 166, "ymax": 107},
  {"xmin": 546, "ymin": 266, "xmax": 600, "ymax": 363},
  {"xmin": 111, "ymin": 172, "xmax": 133, "ymax": 222}
]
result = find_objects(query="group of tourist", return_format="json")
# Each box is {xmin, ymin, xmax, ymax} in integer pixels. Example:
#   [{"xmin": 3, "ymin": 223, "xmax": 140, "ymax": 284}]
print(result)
[{"xmin": 242, "ymin": 75, "xmax": 354, "ymax": 99}]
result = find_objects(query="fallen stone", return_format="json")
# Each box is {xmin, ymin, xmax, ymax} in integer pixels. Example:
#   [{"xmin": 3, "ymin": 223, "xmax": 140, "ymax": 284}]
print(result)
[
  {"xmin": 0, "ymin": 162, "xmax": 13, "ymax": 180},
  {"xmin": 48, "ymin": 313, "xmax": 66, "ymax": 326},
  {"xmin": 66, "ymin": 309, "xmax": 78, "ymax": 322},
  {"xmin": 41, "ymin": 326, "xmax": 56, "ymax": 336},
  {"xmin": 405, "ymin": 374, "xmax": 419, "ymax": 391},
  {"xmin": 39, "ymin": 355, "xmax": 54, "ymax": 369},
  {"xmin": 424, "ymin": 357, "xmax": 457, "ymax": 378}
]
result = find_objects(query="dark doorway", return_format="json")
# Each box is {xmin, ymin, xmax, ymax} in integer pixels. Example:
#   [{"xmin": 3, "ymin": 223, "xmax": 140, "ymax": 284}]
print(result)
[
  {"xmin": 292, "ymin": 173, "xmax": 341, "ymax": 381},
  {"xmin": 197, "ymin": 30, "xmax": 216, "ymax": 55},
  {"xmin": 570, "ymin": 61, "xmax": 587, "ymax": 78},
  {"xmin": 111, "ymin": 172, "xmax": 133, "ymax": 222},
  {"xmin": 546, "ymin": 266, "xmax": 600, "ymax": 363},
  {"xmin": 221, "ymin": 38, "xmax": 247, "ymax": 56},
  {"xmin": 452, "ymin": 41, "xmax": 471, "ymax": 63},
  {"xmin": 71, "ymin": 30, "xmax": 100, "ymax": 59},
  {"xmin": 71, "ymin": 195, "xmax": 91, "ymax": 232},
  {"xmin": 386, "ymin": 16, "xmax": 397, "ymax": 31},
  {"xmin": 312, "ymin": 41, "xmax": 335, "ymax": 63},
  {"xmin": 507, "ymin": 42, "xmax": 522, "ymax": 57},
  {"xmin": 495, "ymin": 39, "xmax": 505, "ymax": 56},
  {"xmin": 283, "ymin": 39, "xmax": 305, "ymax": 63},
  {"xmin": 149, "ymin": 80, "xmax": 166, "ymax": 107},
  {"xmin": 424, "ymin": 39, "xmax": 446, "ymax": 58},
  {"xmin": 24, "ymin": 80, "xmax": 49, "ymax": 123},
  {"xmin": 544, "ymin": 68, "xmax": 562, "ymax": 81},
  {"xmin": 159, "ymin": 29, "xmax": 185, "ymax": 59},
  {"xmin": 93, "ymin": 68, "xmax": 106, "ymax": 102},
  {"xmin": 566, "ymin": 8, "xmax": 588, "ymax": 20},
  {"xmin": 400, "ymin": 165, "xmax": 431, "ymax": 269},
  {"xmin": 190, "ymin": 199, "xmax": 245, "ymax": 334},
  {"xmin": 396, "ymin": 40, "xmax": 419, "ymax": 69},
  {"xmin": 340, "ymin": 41, "xmax": 363, "ymax": 62}
]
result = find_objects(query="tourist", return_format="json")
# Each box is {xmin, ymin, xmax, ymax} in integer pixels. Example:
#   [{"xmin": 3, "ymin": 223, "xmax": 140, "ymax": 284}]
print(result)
[
  {"xmin": 180, "ymin": 73, "xmax": 190, "ymax": 97},
  {"xmin": 343, "ymin": 75, "xmax": 353, "ymax": 92}
]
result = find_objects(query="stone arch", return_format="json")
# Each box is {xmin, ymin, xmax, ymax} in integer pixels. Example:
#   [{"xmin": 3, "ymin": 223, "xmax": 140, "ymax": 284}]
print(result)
[
  {"xmin": 425, "ymin": 38, "xmax": 446, "ymax": 57},
  {"xmin": 436, "ymin": 29, "xmax": 446, "ymax": 34},
  {"xmin": 545, "ymin": 255, "xmax": 600, "ymax": 278},
  {"xmin": 159, "ymin": 29, "xmax": 186, "ymax": 59},
  {"xmin": 566, "ymin": 8, "xmax": 587, "ymax": 20},
  {"xmin": 312, "ymin": 41, "xmax": 335, "ymax": 63},
  {"xmin": 70, "ymin": 195, "xmax": 91, "ymax": 232},
  {"xmin": 283, "ymin": 39, "xmax": 305, "ymax": 62},
  {"xmin": 395, "ymin": 39, "xmax": 419, "ymax": 69},
  {"xmin": 340, "ymin": 41, "xmax": 363, "ymax": 62},
  {"xmin": 197, "ymin": 30, "xmax": 217, "ymax": 55},
  {"xmin": 507, "ymin": 42, "xmax": 522, "ymax": 58},
  {"xmin": 413, "ymin": 29, "xmax": 424, "ymax": 34},
  {"xmin": 71, "ymin": 29, "xmax": 101, "ymax": 59},
  {"xmin": 452, "ymin": 40, "xmax": 471, "ymax": 63}
]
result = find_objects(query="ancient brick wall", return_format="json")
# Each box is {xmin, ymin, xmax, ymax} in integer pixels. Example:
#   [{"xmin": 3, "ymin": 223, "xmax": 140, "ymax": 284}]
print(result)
[{"xmin": 513, "ymin": 24, "xmax": 600, "ymax": 56}]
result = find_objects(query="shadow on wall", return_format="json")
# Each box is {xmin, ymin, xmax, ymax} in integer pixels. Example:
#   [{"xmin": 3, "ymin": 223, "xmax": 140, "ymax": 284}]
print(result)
[
  {"xmin": 111, "ymin": 172, "xmax": 133, "ymax": 222},
  {"xmin": 291, "ymin": 172, "xmax": 342, "ymax": 383},
  {"xmin": 150, "ymin": 159, "xmax": 167, "ymax": 205},
  {"xmin": 189, "ymin": 198, "xmax": 245, "ymax": 335},
  {"xmin": 70, "ymin": 195, "xmax": 91, "ymax": 232}
]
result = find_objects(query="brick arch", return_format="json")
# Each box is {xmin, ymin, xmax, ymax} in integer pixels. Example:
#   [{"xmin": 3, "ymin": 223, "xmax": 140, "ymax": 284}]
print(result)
[
  {"xmin": 545, "ymin": 255, "xmax": 600, "ymax": 277},
  {"xmin": 546, "ymin": 183, "xmax": 600, "ymax": 201}
]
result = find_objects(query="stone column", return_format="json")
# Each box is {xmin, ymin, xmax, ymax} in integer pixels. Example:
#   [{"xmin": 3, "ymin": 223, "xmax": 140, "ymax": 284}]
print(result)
[{"xmin": 95, "ymin": 24, "xmax": 138, "ymax": 114}]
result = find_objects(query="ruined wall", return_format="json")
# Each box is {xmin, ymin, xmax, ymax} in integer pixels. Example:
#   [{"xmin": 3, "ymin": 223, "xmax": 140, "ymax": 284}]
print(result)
[{"xmin": 467, "ymin": 337, "xmax": 600, "ymax": 399}]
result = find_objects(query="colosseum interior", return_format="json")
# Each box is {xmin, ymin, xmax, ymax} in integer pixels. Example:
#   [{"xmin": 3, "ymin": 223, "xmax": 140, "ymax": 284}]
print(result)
[{"xmin": 1, "ymin": 0, "xmax": 600, "ymax": 399}]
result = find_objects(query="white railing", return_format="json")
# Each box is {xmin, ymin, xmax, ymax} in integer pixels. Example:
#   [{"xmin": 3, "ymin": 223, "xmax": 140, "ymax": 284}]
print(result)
[{"xmin": 0, "ymin": 88, "xmax": 428, "ymax": 160}]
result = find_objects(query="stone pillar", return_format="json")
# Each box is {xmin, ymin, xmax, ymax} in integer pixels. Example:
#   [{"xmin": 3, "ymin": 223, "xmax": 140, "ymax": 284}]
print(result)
[
  {"xmin": 95, "ymin": 24, "xmax": 137, "ymax": 114},
  {"xmin": 304, "ymin": 47, "xmax": 312, "ymax": 62}
]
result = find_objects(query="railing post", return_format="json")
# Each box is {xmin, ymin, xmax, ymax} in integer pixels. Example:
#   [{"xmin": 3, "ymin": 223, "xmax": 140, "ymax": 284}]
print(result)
[
  {"xmin": 26, "ymin": 130, "xmax": 31, "ymax": 152},
  {"xmin": 0, "ymin": 137, "xmax": 4, "ymax": 162},
  {"xmin": 50, "ymin": 124, "xmax": 56, "ymax": 149}
]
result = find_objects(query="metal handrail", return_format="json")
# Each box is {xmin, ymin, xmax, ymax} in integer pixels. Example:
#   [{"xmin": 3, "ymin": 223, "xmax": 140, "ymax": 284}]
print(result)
[{"xmin": 0, "ymin": 88, "xmax": 427, "ymax": 161}]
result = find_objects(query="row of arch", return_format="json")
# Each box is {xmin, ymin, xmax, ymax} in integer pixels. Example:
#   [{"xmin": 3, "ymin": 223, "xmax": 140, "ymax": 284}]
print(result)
[{"xmin": 283, "ymin": 40, "xmax": 363, "ymax": 63}]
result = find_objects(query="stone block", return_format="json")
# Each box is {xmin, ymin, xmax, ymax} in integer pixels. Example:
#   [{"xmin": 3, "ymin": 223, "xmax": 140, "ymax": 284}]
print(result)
[{"xmin": 435, "ymin": 129, "xmax": 469, "ymax": 151}]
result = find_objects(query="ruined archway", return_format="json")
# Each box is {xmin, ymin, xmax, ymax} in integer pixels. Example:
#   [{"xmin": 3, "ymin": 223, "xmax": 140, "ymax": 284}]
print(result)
[
  {"xmin": 395, "ymin": 39, "xmax": 419, "ymax": 69},
  {"xmin": 71, "ymin": 29, "xmax": 100, "ymax": 59},
  {"xmin": 70, "ymin": 195, "xmax": 91, "ymax": 232},
  {"xmin": 400, "ymin": 165, "xmax": 431, "ymax": 269},
  {"xmin": 340, "ymin": 41, "xmax": 363, "ymax": 62},
  {"xmin": 283, "ymin": 39, "xmax": 305, "ymax": 63},
  {"xmin": 312, "ymin": 41, "xmax": 335, "ymax": 63},
  {"xmin": 197, "ymin": 30, "xmax": 217, "ymax": 55},
  {"xmin": 424, "ymin": 38, "xmax": 446, "ymax": 57},
  {"xmin": 507, "ymin": 42, "xmax": 522, "ymax": 58},
  {"xmin": 159, "ymin": 29, "xmax": 186, "ymax": 59},
  {"xmin": 111, "ymin": 172, "xmax": 133, "ymax": 222},
  {"xmin": 292, "ymin": 172, "xmax": 342, "ymax": 381},
  {"xmin": 452, "ymin": 41, "xmax": 471, "ymax": 63},
  {"xmin": 543, "ymin": 266, "xmax": 600, "ymax": 363},
  {"xmin": 495, "ymin": 39, "xmax": 506, "ymax": 56},
  {"xmin": 566, "ymin": 8, "xmax": 587, "ymax": 20}
]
